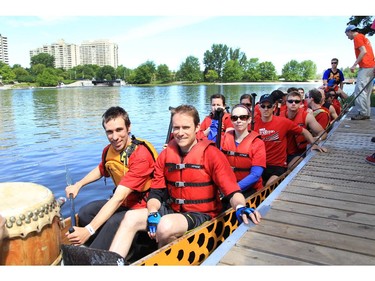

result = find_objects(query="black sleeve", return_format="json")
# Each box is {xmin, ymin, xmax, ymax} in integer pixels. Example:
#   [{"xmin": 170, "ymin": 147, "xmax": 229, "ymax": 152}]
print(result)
[{"xmin": 147, "ymin": 188, "xmax": 168, "ymax": 202}]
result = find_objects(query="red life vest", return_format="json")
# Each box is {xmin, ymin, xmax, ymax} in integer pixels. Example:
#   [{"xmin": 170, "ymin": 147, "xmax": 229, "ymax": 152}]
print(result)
[
  {"xmin": 283, "ymin": 109, "xmax": 308, "ymax": 154},
  {"xmin": 164, "ymin": 139, "xmax": 221, "ymax": 215},
  {"xmin": 221, "ymin": 130, "xmax": 263, "ymax": 191}
]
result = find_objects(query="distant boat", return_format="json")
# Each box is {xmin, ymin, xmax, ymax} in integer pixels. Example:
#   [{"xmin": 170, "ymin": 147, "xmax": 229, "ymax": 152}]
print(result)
[{"xmin": 92, "ymin": 79, "xmax": 124, "ymax": 87}]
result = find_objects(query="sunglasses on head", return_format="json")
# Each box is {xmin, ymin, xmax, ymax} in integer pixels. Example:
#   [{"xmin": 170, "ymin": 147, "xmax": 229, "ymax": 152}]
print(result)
[
  {"xmin": 260, "ymin": 104, "xmax": 273, "ymax": 109},
  {"xmin": 230, "ymin": 115, "xmax": 250, "ymax": 121},
  {"xmin": 287, "ymin": 99, "xmax": 301, "ymax": 104}
]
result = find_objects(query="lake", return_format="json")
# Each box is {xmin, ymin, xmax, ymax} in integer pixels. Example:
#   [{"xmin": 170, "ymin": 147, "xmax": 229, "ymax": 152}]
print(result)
[{"xmin": 0, "ymin": 82, "xmax": 355, "ymax": 218}]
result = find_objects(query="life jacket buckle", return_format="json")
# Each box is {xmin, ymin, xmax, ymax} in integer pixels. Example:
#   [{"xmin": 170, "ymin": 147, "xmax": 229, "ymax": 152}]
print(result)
[
  {"xmin": 228, "ymin": 151, "xmax": 235, "ymax": 156},
  {"xmin": 174, "ymin": 181, "xmax": 185, "ymax": 187},
  {"xmin": 175, "ymin": 164, "xmax": 186, "ymax": 170},
  {"xmin": 174, "ymin": 198, "xmax": 185, "ymax": 204}
]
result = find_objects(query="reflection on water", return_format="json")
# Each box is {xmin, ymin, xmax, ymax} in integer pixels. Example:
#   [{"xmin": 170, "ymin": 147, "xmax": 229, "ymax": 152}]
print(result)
[{"xmin": 0, "ymin": 83, "xmax": 354, "ymax": 217}]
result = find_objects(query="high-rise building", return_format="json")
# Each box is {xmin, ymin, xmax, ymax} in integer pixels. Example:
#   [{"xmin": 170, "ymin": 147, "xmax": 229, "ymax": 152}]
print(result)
[
  {"xmin": 0, "ymin": 34, "xmax": 9, "ymax": 65},
  {"xmin": 80, "ymin": 39, "xmax": 118, "ymax": 68},
  {"xmin": 29, "ymin": 39, "xmax": 79, "ymax": 70},
  {"xmin": 30, "ymin": 39, "xmax": 118, "ymax": 70}
]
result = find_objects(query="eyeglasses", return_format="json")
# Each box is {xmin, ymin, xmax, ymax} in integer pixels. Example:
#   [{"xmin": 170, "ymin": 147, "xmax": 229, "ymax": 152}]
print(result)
[
  {"xmin": 241, "ymin": 103, "xmax": 251, "ymax": 107},
  {"xmin": 287, "ymin": 99, "xmax": 301, "ymax": 104},
  {"xmin": 331, "ymin": 62, "xmax": 338, "ymax": 65},
  {"xmin": 230, "ymin": 115, "xmax": 250, "ymax": 121},
  {"xmin": 260, "ymin": 104, "xmax": 273, "ymax": 109}
]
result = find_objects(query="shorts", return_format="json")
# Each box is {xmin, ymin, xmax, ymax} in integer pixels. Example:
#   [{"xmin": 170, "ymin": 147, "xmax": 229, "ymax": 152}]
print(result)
[
  {"xmin": 262, "ymin": 165, "xmax": 287, "ymax": 183},
  {"xmin": 157, "ymin": 202, "xmax": 212, "ymax": 231},
  {"xmin": 287, "ymin": 153, "xmax": 304, "ymax": 164}
]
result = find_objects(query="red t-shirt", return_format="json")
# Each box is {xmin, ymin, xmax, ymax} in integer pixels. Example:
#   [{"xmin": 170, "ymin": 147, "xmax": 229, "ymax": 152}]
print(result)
[
  {"xmin": 254, "ymin": 115, "xmax": 303, "ymax": 167},
  {"xmin": 354, "ymin": 33, "xmax": 375, "ymax": 68},
  {"xmin": 99, "ymin": 144, "xmax": 156, "ymax": 209}
]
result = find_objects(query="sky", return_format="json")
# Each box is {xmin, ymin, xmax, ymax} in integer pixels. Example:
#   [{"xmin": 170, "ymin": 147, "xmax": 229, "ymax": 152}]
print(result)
[{"xmin": 1, "ymin": 1, "xmax": 374, "ymax": 76}]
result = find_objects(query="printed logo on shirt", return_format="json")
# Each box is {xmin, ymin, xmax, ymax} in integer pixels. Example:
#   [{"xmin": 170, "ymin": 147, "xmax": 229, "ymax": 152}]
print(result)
[{"xmin": 258, "ymin": 128, "xmax": 280, "ymax": 142}]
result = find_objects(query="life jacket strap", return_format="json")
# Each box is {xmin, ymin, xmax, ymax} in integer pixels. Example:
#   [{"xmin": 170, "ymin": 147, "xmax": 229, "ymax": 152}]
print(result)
[{"xmin": 166, "ymin": 180, "xmax": 213, "ymax": 187}]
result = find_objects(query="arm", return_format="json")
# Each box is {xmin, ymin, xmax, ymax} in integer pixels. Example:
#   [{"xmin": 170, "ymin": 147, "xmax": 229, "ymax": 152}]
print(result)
[
  {"xmin": 66, "ymin": 185, "xmax": 132, "ymax": 245},
  {"xmin": 65, "ymin": 166, "xmax": 102, "ymax": 198},
  {"xmin": 238, "ymin": 166, "xmax": 264, "ymax": 191},
  {"xmin": 229, "ymin": 192, "xmax": 261, "ymax": 225},
  {"xmin": 329, "ymin": 105, "xmax": 338, "ymax": 122},
  {"xmin": 306, "ymin": 113, "xmax": 327, "ymax": 140},
  {"xmin": 301, "ymin": 128, "xmax": 327, "ymax": 152},
  {"xmin": 350, "ymin": 46, "xmax": 367, "ymax": 72}
]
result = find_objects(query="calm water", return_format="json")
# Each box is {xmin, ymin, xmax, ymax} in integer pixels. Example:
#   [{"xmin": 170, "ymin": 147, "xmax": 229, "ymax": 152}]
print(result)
[{"xmin": 0, "ymin": 83, "xmax": 355, "ymax": 218}]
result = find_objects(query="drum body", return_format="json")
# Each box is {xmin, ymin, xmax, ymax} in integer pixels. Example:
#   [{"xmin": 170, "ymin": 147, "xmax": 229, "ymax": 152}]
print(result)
[{"xmin": 0, "ymin": 182, "xmax": 62, "ymax": 265}]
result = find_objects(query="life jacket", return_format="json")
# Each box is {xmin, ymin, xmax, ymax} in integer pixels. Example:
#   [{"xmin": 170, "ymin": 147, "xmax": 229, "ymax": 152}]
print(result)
[
  {"xmin": 221, "ymin": 130, "xmax": 263, "ymax": 191},
  {"xmin": 102, "ymin": 135, "xmax": 158, "ymax": 193},
  {"xmin": 284, "ymin": 109, "xmax": 308, "ymax": 152},
  {"xmin": 313, "ymin": 108, "xmax": 330, "ymax": 129},
  {"xmin": 163, "ymin": 139, "xmax": 221, "ymax": 215}
]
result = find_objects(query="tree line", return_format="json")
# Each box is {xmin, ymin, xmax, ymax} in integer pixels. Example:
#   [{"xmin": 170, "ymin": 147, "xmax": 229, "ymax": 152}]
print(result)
[{"xmin": 1, "ymin": 16, "xmax": 372, "ymax": 87}]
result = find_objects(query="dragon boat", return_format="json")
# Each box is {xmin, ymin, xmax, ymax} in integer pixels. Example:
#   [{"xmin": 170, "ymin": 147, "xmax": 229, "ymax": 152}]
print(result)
[{"xmin": 59, "ymin": 170, "xmax": 290, "ymax": 266}]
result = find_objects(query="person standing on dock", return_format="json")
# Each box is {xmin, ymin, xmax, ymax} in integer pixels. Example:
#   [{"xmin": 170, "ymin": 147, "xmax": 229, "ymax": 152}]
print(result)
[
  {"xmin": 345, "ymin": 24, "xmax": 375, "ymax": 120},
  {"xmin": 65, "ymin": 106, "xmax": 158, "ymax": 250}
]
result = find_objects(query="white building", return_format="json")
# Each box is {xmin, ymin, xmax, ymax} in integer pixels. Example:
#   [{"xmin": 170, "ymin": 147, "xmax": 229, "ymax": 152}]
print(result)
[
  {"xmin": 80, "ymin": 39, "xmax": 118, "ymax": 68},
  {"xmin": 30, "ymin": 39, "xmax": 79, "ymax": 70},
  {"xmin": 0, "ymin": 34, "xmax": 9, "ymax": 65},
  {"xmin": 30, "ymin": 39, "xmax": 118, "ymax": 70}
]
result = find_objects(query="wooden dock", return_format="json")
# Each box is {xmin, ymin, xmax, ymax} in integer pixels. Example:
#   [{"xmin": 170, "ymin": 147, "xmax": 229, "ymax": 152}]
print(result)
[{"xmin": 203, "ymin": 107, "xmax": 375, "ymax": 266}]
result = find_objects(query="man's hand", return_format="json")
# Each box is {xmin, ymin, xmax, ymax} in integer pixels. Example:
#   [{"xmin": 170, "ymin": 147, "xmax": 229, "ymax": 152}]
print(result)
[
  {"xmin": 147, "ymin": 212, "xmax": 161, "ymax": 237},
  {"xmin": 235, "ymin": 206, "xmax": 261, "ymax": 225}
]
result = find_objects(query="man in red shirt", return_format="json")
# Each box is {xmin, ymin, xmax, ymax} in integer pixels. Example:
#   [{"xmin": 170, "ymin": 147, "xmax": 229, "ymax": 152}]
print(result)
[
  {"xmin": 65, "ymin": 106, "xmax": 157, "ymax": 250},
  {"xmin": 307, "ymin": 88, "xmax": 331, "ymax": 130},
  {"xmin": 110, "ymin": 105, "xmax": 261, "ymax": 257},
  {"xmin": 254, "ymin": 94, "xmax": 326, "ymax": 186},
  {"xmin": 345, "ymin": 25, "xmax": 375, "ymax": 120}
]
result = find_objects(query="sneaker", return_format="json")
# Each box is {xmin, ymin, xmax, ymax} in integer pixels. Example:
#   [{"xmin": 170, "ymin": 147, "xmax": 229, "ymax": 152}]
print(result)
[
  {"xmin": 351, "ymin": 114, "xmax": 370, "ymax": 120},
  {"xmin": 365, "ymin": 153, "xmax": 375, "ymax": 165}
]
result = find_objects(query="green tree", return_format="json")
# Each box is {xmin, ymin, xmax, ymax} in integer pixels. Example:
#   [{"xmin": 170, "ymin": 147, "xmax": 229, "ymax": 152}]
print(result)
[
  {"xmin": 13, "ymin": 65, "xmax": 34, "ymax": 83},
  {"xmin": 96, "ymin": 65, "xmax": 116, "ymax": 80},
  {"xmin": 130, "ymin": 61, "xmax": 156, "ymax": 84},
  {"xmin": 35, "ymin": 68, "xmax": 59, "ymax": 87},
  {"xmin": 299, "ymin": 60, "xmax": 317, "ymax": 81},
  {"xmin": 281, "ymin": 60, "xmax": 302, "ymax": 81},
  {"xmin": 203, "ymin": 44, "xmax": 229, "ymax": 81},
  {"xmin": 0, "ymin": 62, "xmax": 16, "ymax": 83},
  {"xmin": 204, "ymin": 69, "xmax": 219, "ymax": 82},
  {"xmin": 257, "ymin": 61, "xmax": 277, "ymax": 81},
  {"xmin": 348, "ymin": 16, "xmax": 374, "ymax": 36},
  {"xmin": 30, "ymin": 64, "xmax": 46, "ymax": 76},
  {"xmin": 243, "ymin": 58, "xmax": 261, "ymax": 81},
  {"xmin": 156, "ymin": 64, "xmax": 172, "ymax": 83},
  {"xmin": 30, "ymin": 53, "xmax": 55, "ymax": 68},
  {"xmin": 176, "ymin": 56, "xmax": 202, "ymax": 82},
  {"xmin": 222, "ymin": 60, "xmax": 243, "ymax": 82}
]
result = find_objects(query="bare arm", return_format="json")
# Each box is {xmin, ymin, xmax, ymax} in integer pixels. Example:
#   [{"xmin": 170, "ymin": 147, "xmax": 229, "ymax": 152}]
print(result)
[
  {"xmin": 229, "ymin": 192, "xmax": 261, "ymax": 225},
  {"xmin": 301, "ymin": 128, "xmax": 327, "ymax": 152},
  {"xmin": 306, "ymin": 113, "xmax": 327, "ymax": 140},
  {"xmin": 65, "ymin": 166, "xmax": 102, "ymax": 198},
  {"xmin": 350, "ymin": 46, "xmax": 367, "ymax": 72}
]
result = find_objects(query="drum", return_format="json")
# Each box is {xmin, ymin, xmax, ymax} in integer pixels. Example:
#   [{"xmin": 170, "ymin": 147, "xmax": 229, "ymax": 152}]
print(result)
[{"xmin": 0, "ymin": 182, "xmax": 62, "ymax": 265}]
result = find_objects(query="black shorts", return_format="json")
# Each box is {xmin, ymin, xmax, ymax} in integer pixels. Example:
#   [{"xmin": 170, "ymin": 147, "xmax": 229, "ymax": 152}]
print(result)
[
  {"xmin": 158, "ymin": 203, "xmax": 212, "ymax": 231},
  {"xmin": 262, "ymin": 165, "xmax": 287, "ymax": 183},
  {"xmin": 287, "ymin": 153, "xmax": 304, "ymax": 164}
]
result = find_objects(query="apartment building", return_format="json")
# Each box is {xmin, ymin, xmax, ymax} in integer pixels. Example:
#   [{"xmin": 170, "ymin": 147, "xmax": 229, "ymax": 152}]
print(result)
[
  {"xmin": 30, "ymin": 39, "xmax": 79, "ymax": 70},
  {"xmin": 0, "ymin": 34, "xmax": 9, "ymax": 65},
  {"xmin": 30, "ymin": 39, "xmax": 118, "ymax": 70},
  {"xmin": 80, "ymin": 39, "xmax": 118, "ymax": 68}
]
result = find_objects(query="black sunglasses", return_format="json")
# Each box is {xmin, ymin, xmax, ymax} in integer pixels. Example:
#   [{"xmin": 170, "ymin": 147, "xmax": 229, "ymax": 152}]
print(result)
[
  {"xmin": 331, "ymin": 62, "xmax": 338, "ymax": 64},
  {"xmin": 287, "ymin": 99, "xmax": 301, "ymax": 104},
  {"xmin": 260, "ymin": 104, "xmax": 273, "ymax": 109},
  {"xmin": 241, "ymin": 103, "xmax": 252, "ymax": 107},
  {"xmin": 230, "ymin": 115, "xmax": 250, "ymax": 121}
]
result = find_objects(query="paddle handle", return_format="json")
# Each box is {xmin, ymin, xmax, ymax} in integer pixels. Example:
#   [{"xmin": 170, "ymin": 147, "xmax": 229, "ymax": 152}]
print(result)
[{"xmin": 68, "ymin": 193, "xmax": 76, "ymax": 233}]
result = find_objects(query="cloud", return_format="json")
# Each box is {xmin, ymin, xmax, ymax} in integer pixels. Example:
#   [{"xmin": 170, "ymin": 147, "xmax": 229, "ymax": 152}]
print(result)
[{"xmin": 5, "ymin": 16, "xmax": 77, "ymax": 28}]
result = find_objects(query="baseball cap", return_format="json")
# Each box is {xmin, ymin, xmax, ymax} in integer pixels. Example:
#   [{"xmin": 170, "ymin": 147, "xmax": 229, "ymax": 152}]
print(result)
[
  {"xmin": 259, "ymin": 94, "xmax": 274, "ymax": 104},
  {"xmin": 345, "ymin": 25, "xmax": 358, "ymax": 33}
]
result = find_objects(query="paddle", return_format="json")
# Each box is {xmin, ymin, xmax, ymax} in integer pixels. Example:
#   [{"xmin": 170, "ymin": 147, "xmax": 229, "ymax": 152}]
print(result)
[
  {"xmin": 214, "ymin": 107, "xmax": 224, "ymax": 148},
  {"xmin": 165, "ymin": 106, "xmax": 175, "ymax": 145},
  {"xmin": 65, "ymin": 166, "xmax": 76, "ymax": 233},
  {"xmin": 250, "ymin": 93, "xmax": 257, "ymax": 131}
]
